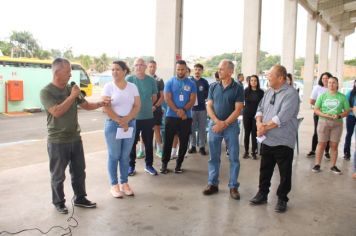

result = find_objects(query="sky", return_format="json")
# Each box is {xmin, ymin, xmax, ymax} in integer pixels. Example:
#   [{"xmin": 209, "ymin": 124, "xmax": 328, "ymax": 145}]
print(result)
[{"xmin": 1, "ymin": 0, "xmax": 356, "ymax": 59}]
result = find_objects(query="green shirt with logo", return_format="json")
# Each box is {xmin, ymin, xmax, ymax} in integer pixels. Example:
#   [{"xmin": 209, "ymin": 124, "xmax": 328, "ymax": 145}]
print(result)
[
  {"xmin": 315, "ymin": 91, "xmax": 350, "ymax": 122},
  {"xmin": 40, "ymin": 83, "xmax": 84, "ymax": 143}
]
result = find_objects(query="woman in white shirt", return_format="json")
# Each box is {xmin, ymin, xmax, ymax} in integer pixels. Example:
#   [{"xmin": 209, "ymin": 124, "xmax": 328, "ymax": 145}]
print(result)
[
  {"xmin": 102, "ymin": 61, "xmax": 141, "ymax": 198},
  {"xmin": 307, "ymin": 72, "xmax": 332, "ymax": 158}
]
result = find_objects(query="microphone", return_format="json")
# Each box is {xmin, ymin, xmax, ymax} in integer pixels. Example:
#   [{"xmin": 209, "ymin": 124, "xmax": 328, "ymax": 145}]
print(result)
[{"xmin": 70, "ymin": 81, "xmax": 85, "ymax": 100}]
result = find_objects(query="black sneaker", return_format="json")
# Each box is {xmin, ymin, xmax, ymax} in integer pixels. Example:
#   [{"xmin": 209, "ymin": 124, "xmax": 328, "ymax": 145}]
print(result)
[
  {"xmin": 312, "ymin": 164, "xmax": 321, "ymax": 173},
  {"xmin": 306, "ymin": 151, "xmax": 315, "ymax": 158},
  {"xmin": 160, "ymin": 164, "xmax": 168, "ymax": 174},
  {"xmin": 330, "ymin": 166, "xmax": 341, "ymax": 175},
  {"xmin": 250, "ymin": 192, "xmax": 267, "ymax": 205},
  {"xmin": 242, "ymin": 153, "xmax": 249, "ymax": 159},
  {"xmin": 55, "ymin": 203, "xmax": 68, "ymax": 214},
  {"xmin": 274, "ymin": 199, "xmax": 287, "ymax": 213},
  {"xmin": 188, "ymin": 146, "xmax": 197, "ymax": 154},
  {"xmin": 343, "ymin": 154, "xmax": 351, "ymax": 161},
  {"xmin": 324, "ymin": 153, "xmax": 330, "ymax": 160},
  {"xmin": 199, "ymin": 147, "xmax": 207, "ymax": 155},
  {"xmin": 74, "ymin": 197, "xmax": 96, "ymax": 208},
  {"xmin": 174, "ymin": 167, "xmax": 183, "ymax": 174},
  {"xmin": 251, "ymin": 153, "xmax": 257, "ymax": 160}
]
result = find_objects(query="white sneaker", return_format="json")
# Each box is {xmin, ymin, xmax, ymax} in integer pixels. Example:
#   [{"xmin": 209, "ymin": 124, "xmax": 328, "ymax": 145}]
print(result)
[
  {"xmin": 120, "ymin": 183, "xmax": 134, "ymax": 196},
  {"xmin": 110, "ymin": 185, "xmax": 123, "ymax": 198}
]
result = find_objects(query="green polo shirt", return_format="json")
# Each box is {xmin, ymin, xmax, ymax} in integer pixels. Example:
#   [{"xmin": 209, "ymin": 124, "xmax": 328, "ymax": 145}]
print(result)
[{"xmin": 126, "ymin": 74, "xmax": 158, "ymax": 120}]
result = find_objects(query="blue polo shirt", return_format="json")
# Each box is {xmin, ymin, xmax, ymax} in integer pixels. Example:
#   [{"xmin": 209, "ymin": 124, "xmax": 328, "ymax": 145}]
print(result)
[
  {"xmin": 208, "ymin": 80, "xmax": 244, "ymax": 121},
  {"xmin": 164, "ymin": 76, "xmax": 197, "ymax": 118},
  {"xmin": 190, "ymin": 77, "xmax": 209, "ymax": 111}
]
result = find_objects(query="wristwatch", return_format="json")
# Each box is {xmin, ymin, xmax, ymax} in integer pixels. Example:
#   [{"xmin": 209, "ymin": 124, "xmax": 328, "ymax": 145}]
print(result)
[{"xmin": 337, "ymin": 115, "xmax": 342, "ymax": 119}]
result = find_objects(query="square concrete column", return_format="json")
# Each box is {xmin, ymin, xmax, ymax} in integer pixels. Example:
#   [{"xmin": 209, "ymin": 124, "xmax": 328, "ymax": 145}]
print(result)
[
  {"xmin": 241, "ymin": 0, "xmax": 262, "ymax": 76},
  {"xmin": 318, "ymin": 27, "xmax": 330, "ymax": 77},
  {"xmin": 302, "ymin": 13, "xmax": 317, "ymax": 108},
  {"xmin": 336, "ymin": 36, "xmax": 345, "ymax": 87},
  {"xmin": 329, "ymin": 36, "xmax": 338, "ymax": 76},
  {"xmin": 154, "ymin": 0, "xmax": 183, "ymax": 80},
  {"xmin": 281, "ymin": 0, "xmax": 298, "ymax": 73}
]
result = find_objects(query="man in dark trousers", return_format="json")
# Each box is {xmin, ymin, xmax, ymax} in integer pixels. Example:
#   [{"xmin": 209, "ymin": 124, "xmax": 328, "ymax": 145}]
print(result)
[
  {"xmin": 250, "ymin": 65, "xmax": 299, "ymax": 213},
  {"xmin": 40, "ymin": 58, "xmax": 109, "ymax": 214},
  {"xmin": 160, "ymin": 60, "xmax": 197, "ymax": 174}
]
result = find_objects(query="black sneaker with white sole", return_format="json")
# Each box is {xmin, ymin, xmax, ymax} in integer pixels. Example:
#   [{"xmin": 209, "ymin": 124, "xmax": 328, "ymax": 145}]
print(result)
[
  {"xmin": 74, "ymin": 197, "xmax": 97, "ymax": 208},
  {"xmin": 306, "ymin": 151, "xmax": 315, "ymax": 158},
  {"xmin": 312, "ymin": 164, "xmax": 321, "ymax": 173},
  {"xmin": 330, "ymin": 166, "xmax": 341, "ymax": 175},
  {"xmin": 55, "ymin": 203, "xmax": 68, "ymax": 214}
]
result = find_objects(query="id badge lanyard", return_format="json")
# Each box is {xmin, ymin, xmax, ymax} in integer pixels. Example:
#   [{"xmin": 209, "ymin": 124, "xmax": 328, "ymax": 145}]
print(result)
[{"xmin": 179, "ymin": 80, "xmax": 184, "ymax": 102}]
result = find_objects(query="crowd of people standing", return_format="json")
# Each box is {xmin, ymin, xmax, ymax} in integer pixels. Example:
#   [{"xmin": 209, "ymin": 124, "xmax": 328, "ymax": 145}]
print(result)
[{"xmin": 40, "ymin": 57, "xmax": 356, "ymax": 216}]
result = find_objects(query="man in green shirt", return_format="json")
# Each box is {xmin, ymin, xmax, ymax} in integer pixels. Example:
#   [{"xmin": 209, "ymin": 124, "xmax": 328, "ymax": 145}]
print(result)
[
  {"xmin": 40, "ymin": 58, "xmax": 109, "ymax": 214},
  {"xmin": 126, "ymin": 58, "xmax": 158, "ymax": 176}
]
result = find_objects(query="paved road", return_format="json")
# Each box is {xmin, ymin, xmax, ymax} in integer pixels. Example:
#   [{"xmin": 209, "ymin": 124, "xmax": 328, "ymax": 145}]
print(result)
[{"xmin": 0, "ymin": 109, "xmax": 107, "ymax": 145}]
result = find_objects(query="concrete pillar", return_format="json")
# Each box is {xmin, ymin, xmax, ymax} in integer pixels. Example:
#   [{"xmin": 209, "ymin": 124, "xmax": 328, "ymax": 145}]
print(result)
[
  {"xmin": 318, "ymin": 27, "xmax": 329, "ymax": 76},
  {"xmin": 241, "ymin": 0, "xmax": 262, "ymax": 76},
  {"xmin": 329, "ymin": 36, "xmax": 338, "ymax": 76},
  {"xmin": 303, "ymin": 13, "xmax": 317, "ymax": 108},
  {"xmin": 281, "ymin": 0, "xmax": 298, "ymax": 73},
  {"xmin": 154, "ymin": 0, "xmax": 183, "ymax": 80},
  {"xmin": 336, "ymin": 36, "xmax": 345, "ymax": 88}
]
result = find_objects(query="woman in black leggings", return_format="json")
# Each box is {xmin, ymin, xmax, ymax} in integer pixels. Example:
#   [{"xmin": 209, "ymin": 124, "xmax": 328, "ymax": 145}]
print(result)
[{"xmin": 242, "ymin": 75, "xmax": 264, "ymax": 159}]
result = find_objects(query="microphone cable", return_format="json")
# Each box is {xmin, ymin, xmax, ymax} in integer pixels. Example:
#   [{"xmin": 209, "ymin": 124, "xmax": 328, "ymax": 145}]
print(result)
[{"xmin": 0, "ymin": 197, "xmax": 79, "ymax": 236}]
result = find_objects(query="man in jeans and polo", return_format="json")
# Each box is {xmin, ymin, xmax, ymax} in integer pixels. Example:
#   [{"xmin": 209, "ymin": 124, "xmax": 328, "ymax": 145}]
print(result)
[{"xmin": 202, "ymin": 59, "xmax": 244, "ymax": 200}]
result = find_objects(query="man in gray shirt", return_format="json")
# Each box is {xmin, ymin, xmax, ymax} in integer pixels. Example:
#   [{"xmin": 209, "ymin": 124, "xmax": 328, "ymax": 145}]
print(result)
[{"xmin": 249, "ymin": 65, "xmax": 299, "ymax": 213}]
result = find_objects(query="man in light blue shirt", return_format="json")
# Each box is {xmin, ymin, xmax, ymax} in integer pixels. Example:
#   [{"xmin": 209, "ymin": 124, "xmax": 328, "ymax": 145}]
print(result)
[
  {"xmin": 160, "ymin": 60, "xmax": 197, "ymax": 174},
  {"xmin": 250, "ymin": 65, "xmax": 299, "ymax": 213}
]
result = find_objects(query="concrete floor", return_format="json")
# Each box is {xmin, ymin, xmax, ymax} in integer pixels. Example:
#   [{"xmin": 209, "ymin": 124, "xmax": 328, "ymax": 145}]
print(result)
[{"xmin": 0, "ymin": 108, "xmax": 356, "ymax": 236}]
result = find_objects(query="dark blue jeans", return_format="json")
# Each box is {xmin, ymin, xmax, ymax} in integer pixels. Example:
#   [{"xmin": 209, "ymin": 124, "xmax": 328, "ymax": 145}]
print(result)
[
  {"xmin": 343, "ymin": 115, "xmax": 356, "ymax": 155},
  {"xmin": 47, "ymin": 140, "xmax": 86, "ymax": 206}
]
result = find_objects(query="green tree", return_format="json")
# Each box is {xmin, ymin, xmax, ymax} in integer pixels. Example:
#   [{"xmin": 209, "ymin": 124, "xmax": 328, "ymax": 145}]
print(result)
[
  {"xmin": 51, "ymin": 49, "xmax": 62, "ymax": 58},
  {"xmin": 76, "ymin": 54, "xmax": 93, "ymax": 69},
  {"xmin": 9, "ymin": 31, "xmax": 40, "ymax": 57},
  {"xmin": 94, "ymin": 53, "xmax": 110, "ymax": 73},
  {"xmin": 345, "ymin": 58, "xmax": 356, "ymax": 66},
  {"xmin": 63, "ymin": 48, "xmax": 74, "ymax": 60},
  {"xmin": 0, "ymin": 41, "xmax": 12, "ymax": 56},
  {"xmin": 258, "ymin": 53, "xmax": 280, "ymax": 73}
]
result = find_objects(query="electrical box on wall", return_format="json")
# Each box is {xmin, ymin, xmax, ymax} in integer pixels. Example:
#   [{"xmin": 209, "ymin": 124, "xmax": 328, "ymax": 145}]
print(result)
[{"xmin": 7, "ymin": 80, "xmax": 24, "ymax": 101}]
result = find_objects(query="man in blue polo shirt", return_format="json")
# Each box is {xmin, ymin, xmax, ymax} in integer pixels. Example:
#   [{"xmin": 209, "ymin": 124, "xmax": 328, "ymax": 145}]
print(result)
[
  {"xmin": 202, "ymin": 59, "xmax": 244, "ymax": 200},
  {"xmin": 160, "ymin": 60, "xmax": 197, "ymax": 174}
]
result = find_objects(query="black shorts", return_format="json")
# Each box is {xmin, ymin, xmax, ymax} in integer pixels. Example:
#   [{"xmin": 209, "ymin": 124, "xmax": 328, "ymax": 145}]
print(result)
[{"xmin": 153, "ymin": 107, "xmax": 163, "ymax": 126}]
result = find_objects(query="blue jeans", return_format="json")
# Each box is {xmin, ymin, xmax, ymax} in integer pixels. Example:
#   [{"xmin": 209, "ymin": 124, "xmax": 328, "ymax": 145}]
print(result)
[
  {"xmin": 104, "ymin": 119, "xmax": 136, "ymax": 185},
  {"xmin": 208, "ymin": 120, "xmax": 240, "ymax": 188},
  {"xmin": 344, "ymin": 115, "xmax": 356, "ymax": 155}
]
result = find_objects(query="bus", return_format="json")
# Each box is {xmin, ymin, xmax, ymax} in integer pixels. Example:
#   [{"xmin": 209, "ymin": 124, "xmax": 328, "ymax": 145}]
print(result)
[{"xmin": 0, "ymin": 56, "xmax": 92, "ymax": 113}]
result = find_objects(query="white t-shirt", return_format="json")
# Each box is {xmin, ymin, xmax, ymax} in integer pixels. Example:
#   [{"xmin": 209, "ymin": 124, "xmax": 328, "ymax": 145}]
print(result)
[
  {"xmin": 102, "ymin": 81, "xmax": 139, "ymax": 116},
  {"xmin": 310, "ymin": 85, "xmax": 327, "ymax": 100}
]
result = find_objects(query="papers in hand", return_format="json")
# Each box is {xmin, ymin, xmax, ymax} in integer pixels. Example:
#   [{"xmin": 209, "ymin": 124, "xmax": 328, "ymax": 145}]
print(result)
[
  {"xmin": 256, "ymin": 135, "xmax": 266, "ymax": 143},
  {"xmin": 116, "ymin": 127, "xmax": 133, "ymax": 139}
]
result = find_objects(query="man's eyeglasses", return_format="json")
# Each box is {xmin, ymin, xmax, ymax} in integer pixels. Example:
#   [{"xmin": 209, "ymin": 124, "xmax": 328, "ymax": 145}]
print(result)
[{"xmin": 270, "ymin": 92, "xmax": 276, "ymax": 105}]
